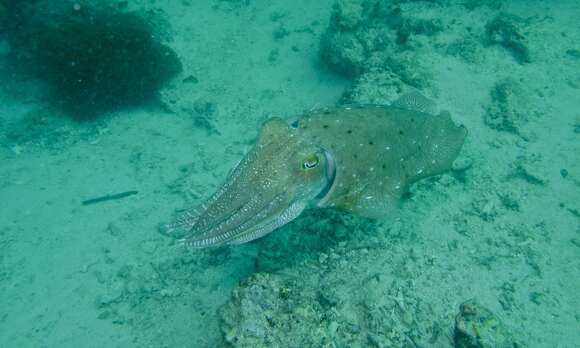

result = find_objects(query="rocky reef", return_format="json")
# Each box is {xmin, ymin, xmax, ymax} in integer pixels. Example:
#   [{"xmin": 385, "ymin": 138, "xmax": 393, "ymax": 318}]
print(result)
[
  {"xmin": 219, "ymin": 251, "xmax": 443, "ymax": 347},
  {"xmin": 320, "ymin": 0, "xmax": 444, "ymax": 104},
  {"xmin": 454, "ymin": 300, "xmax": 519, "ymax": 348}
]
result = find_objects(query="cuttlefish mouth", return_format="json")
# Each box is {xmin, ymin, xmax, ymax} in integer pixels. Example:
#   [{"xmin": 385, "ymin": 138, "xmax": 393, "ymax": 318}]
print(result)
[{"xmin": 161, "ymin": 120, "xmax": 336, "ymax": 248}]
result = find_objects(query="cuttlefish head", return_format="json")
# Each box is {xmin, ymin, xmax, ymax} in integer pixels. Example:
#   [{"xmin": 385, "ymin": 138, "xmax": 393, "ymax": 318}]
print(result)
[{"xmin": 162, "ymin": 117, "xmax": 335, "ymax": 248}]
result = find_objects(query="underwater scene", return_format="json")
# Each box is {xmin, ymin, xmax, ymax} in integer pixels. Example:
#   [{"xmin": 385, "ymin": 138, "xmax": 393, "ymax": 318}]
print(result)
[{"xmin": 0, "ymin": 0, "xmax": 578, "ymax": 347}]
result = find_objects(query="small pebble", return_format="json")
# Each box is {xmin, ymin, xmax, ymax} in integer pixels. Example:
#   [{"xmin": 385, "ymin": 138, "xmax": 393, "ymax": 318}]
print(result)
[
  {"xmin": 106, "ymin": 223, "xmax": 122, "ymax": 237},
  {"xmin": 140, "ymin": 240, "xmax": 158, "ymax": 254},
  {"xmin": 452, "ymin": 157, "xmax": 473, "ymax": 172}
]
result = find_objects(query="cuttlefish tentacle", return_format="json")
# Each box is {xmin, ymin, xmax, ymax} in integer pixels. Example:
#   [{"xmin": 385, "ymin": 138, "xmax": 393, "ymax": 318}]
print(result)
[
  {"xmin": 162, "ymin": 152, "xmax": 259, "ymax": 237},
  {"xmin": 163, "ymin": 93, "xmax": 467, "ymax": 248},
  {"xmin": 180, "ymin": 193, "xmax": 282, "ymax": 247},
  {"xmin": 163, "ymin": 166, "xmax": 242, "ymax": 233},
  {"xmin": 228, "ymin": 201, "xmax": 307, "ymax": 245},
  {"xmin": 181, "ymin": 195, "xmax": 306, "ymax": 248}
]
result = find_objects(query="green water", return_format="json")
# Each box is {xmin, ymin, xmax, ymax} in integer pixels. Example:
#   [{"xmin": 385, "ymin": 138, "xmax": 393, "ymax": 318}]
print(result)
[{"xmin": 0, "ymin": 0, "xmax": 578, "ymax": 347}]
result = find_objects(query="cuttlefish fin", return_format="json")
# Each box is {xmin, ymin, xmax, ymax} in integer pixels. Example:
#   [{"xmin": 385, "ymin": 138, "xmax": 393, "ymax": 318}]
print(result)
[
  {"xmin": 392, "ymin": 91, "xmax": 438, "ymax": 115},
  {"xmin": 228, "ymin": 201, "xmax": 306, "ymax": 245},
  {"xmin": 351, "ymin": 193, "xmax": 400, "ymax": 220},
  {"xmin": 345, "ymin": 182, "xmax": 402, "ymax": 220}
]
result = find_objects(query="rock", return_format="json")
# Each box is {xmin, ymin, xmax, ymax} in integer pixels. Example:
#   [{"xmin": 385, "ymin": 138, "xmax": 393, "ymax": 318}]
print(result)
[
  {"xmin": 497, "ymin": 190, "xmax": 520, "ymax": 211},
  {"xmin": 484, "ymin": 79, "xmax": 531, "ymax": 135},
  {"xmin": 333, "ymin": 0, "xmax": 364, "ymax": 30},
  {"xmin": 454, "ymin": 299, "xmax": 518, "ymax": 348},
  {"xmin": 218, "ymin": 273, "xmax": 311, "ymax": 347},
  {"xmin": 340, "ymin": 70, "xmax": 406, "ymax": 105},
  {"xmin": 106, "ymin": 222, "xmax": 122, "ymax": 237},
  {"xmin": 447, "ymin": 38, "xmax": 484, "ymax": 64},
  {"xmin": 485, "ymin": 13, "xmax": 531, "ymax": 64},
  {"xmin": 509, "ymin": 155, "xmax": 547, "ymax": 186},
  {"xmin": 471, "ymin": 197, "xmax": 500, "ymax": 222},
  {"xmin": 452, "ymin": 157, "xmax": 474, "ymax": 173},
  {"xmin": 219, "ymin": 270, "xmax": 441, "ymax": 347},
  {"xmin": 320, "ymin": 0, "xmax": 437, "ymax": 88}
]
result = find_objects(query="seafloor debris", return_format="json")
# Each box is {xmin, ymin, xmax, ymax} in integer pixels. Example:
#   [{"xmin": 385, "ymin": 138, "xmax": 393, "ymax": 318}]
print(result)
[
  {"xmin": 218, "ymin": 261, "xmax": 442, "ymax": 347},
  {"xmin": 508, "ymin": 154, "xmax": 547, "ymax": 186},
  {"xmin": 485, "ymin": 13, "xmax": 531, "ymax": 64},
  {"xmin": 340, "ymin": 70, "xmax": 408, "ymax": 105},
  {"xmin": 191, "ymin": 99, "xmax": 220, "ymax": 135},
  {"xmin": 5, "ymin": 2, "xmax": 182, "ymax": 119},
  {"xmin": 0, "ymin": 106, "xmax": 102, "ymax": 150},
  {"xmin": 484, "ymin": 79, "xmax": 532, "ymax": 135},
  {"xmin": 446, "ymin": 37, "xmax": 486, "ymax": 64},
  {"xmin": 454, "ymin": 299, "xmax": 519, "ymax": 348},
  {"xmin": 320, "ymin": 0, "xmax": 441, "ymax": 87},
  {"xmin": 219, "ymin": 273, "xmax": 297, "ymax": 347}
]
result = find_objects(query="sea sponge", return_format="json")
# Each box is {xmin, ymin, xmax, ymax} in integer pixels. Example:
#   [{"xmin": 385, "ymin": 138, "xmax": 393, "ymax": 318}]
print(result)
[{"xmin": 7, "ymin": 4, "xmax": 182, "ymax": 119}]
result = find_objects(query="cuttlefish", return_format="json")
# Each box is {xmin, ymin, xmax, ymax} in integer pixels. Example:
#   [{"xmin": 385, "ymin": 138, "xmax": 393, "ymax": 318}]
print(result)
[{"xmin": 162, "ymin": 93, "xmax": 467, "ymax": 248}]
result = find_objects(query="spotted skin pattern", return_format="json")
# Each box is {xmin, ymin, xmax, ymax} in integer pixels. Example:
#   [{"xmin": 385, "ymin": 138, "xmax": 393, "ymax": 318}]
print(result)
[{"xmin": 163, "ymin": 95, "xmax": 467, "ymax": 248}]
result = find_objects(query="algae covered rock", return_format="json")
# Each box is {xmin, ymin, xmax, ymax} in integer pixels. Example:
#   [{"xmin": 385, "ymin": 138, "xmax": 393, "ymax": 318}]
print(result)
[
  {"xmin": 341, "ymin": 70, "xmax": 408, "ymax": 105},
  {"xmin": 484, "ymin": 78, "xmax": 531, "ymax": 135},
  {"xmin": 219, "ymin": 252, "xmax": 444, "ymax": 348},
  {"xmin": 485, "ymin": 13, "xmax": 531, "ymax": 64},
  {"xmin": 320, "ymin": 0, "xmax": 441, "ymax": 87},
  {"xmin": 218, "ymin": 273, "xmax": 323, "ymax": 347},
  {"xmin": 454, "ymin": 299, "xmax": 519, "ymax": 348}
]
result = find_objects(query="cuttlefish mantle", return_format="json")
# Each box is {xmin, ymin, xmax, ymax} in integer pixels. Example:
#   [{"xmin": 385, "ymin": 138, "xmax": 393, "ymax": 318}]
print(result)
[{"xmin": 162, "ymin": 93, "xmax": 467, "ymax": 248}]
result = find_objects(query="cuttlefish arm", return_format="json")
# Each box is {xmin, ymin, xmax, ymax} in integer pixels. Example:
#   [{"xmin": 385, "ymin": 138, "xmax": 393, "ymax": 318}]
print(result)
[
  {"xmin": 161, "ymin": 118, "xmax": 334, "ymax": 248},
  {"xmin": 162, "ymin": 93, "xmax": 467, "ymax": 248}
]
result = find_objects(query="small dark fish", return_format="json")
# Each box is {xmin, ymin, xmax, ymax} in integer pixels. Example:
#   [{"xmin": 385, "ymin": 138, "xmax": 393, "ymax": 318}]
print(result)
[{"xmin": 82, "ymin": 190, "xmax": 138, "ymax": 206}]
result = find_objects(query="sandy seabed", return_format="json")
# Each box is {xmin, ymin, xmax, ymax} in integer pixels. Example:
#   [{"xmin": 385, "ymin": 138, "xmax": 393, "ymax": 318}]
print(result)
[{"xmin": 0, "ymin": 0, "xmax": 578, "ymax": 347}]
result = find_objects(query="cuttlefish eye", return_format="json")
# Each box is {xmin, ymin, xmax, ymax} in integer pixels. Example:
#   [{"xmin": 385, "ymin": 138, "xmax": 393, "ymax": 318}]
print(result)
[{"xmin": 302, "ymin": 154, "xmax": 320, "ymax": 169}]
